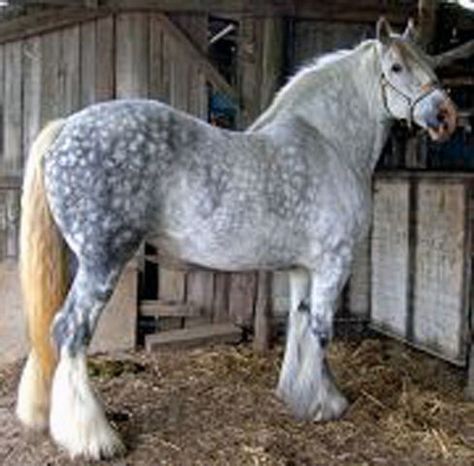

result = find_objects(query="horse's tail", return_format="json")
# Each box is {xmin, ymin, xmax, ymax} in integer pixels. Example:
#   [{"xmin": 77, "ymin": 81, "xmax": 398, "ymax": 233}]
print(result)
[{"xmin": 17, "ymin": 119, "xmax": 68, "ymax": 428}]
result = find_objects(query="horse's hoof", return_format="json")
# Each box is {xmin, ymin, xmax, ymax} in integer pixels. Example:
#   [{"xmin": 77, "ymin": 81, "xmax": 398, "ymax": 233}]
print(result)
[
  {"xmin": 313, "ymin": 390, "xmax": 349, "ymax": 422},
  {"xmin": 49, "ymin": 351, "xmax": 126, "ymax": 460},
  {"xmin": 51, "ymin": 418, "xmax": 125, "ymax": 460}
]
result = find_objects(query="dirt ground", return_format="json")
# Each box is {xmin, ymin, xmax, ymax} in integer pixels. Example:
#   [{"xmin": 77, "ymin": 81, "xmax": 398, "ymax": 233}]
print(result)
[{"xmin": 0, "ymin": 336, "xmax": 473, "ymax": 466}]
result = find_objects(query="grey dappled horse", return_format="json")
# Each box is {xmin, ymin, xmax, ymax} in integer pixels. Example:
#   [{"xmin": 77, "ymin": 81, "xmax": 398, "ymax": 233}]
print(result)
[{"xmin": 16, "ymin": 18, "xmax": 457, "ymax": 459}]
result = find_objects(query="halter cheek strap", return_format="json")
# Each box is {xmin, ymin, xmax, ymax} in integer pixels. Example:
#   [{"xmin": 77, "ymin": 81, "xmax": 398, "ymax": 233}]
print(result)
[{"xmin": 380, "ymin": 74, "xmax": 440, "ymax": 128}]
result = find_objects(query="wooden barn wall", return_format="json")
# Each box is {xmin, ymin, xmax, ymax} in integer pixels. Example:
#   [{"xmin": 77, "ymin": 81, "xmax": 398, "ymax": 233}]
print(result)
[
  {"xmin": 290, "ymin": 20, "xmax": 373, "ymax": 69},
  {"xmin": 371, "ymin": 174, "xmax": 473, "ymax": 366}
]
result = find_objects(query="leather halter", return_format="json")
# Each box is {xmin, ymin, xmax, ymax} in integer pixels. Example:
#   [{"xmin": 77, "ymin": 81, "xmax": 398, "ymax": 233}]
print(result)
[{"xmin": 380, "ymin": 73, "xmax": 440, "ymax": 128}]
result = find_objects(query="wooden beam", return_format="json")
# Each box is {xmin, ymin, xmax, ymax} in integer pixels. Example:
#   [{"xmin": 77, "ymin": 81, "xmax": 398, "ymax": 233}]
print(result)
[
  {"xmin": 145, "ymin": 322, "xmax": 242, "ymax": 351},
  {"xmin": 0, "ymin": 7, "xmax": 112, "ymax": 44},
  {"xmin": 140, "ymin": 300, "xmax": 198, "ymax": 317},
  {"xmin": 0, "ymin": 174, "xmax": 22, "ymax": 189},
  {"xmin": 8, "ymin": 1, "xmax": 417, "ymax": 22},
  {"xmin": 105, "ymin": 0, "xmax": 416, "ymax": 23},
  {"xmin": 434, "ymin": 40, "xmax": 474, "ymax": 68},
  {"xmin": 417, "ymin": 0, "xmax": 438, "ymax": 51},
  {"xmin": 0, "ymin": 2, "xmax": 417, "ymax": 47},
  {"xmin": 253, "ymin": 270, "xmax": 272, "ymax": 352}
]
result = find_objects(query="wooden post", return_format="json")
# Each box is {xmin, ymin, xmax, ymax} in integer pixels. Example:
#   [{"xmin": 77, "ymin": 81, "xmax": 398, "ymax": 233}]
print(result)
[
  {"xmin": 253, "ymin": 270, "xmax": 272, "ymax": 352},
  {"xmin": 417, "ymin": 0, "xmax": 438, "ymax": 52},
  {"xmin": 465, "ymin": 346, "xmax": 474, "ymax": 400},
  {"xmin": 237, "ymin": 16, "xmax": 285, "ymax": 128}
]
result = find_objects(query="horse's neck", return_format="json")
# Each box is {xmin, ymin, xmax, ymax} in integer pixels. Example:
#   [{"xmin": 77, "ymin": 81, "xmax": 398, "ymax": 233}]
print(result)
[{"xmin": 253, "ymin": 42, "xmax": 392, "ymax": 176}]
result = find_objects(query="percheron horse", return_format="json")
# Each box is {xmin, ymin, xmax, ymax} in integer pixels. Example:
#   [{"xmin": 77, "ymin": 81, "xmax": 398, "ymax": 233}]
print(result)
[{"xmin": 16, "ymin": 18, "xmax": 456, "ymax": 459}]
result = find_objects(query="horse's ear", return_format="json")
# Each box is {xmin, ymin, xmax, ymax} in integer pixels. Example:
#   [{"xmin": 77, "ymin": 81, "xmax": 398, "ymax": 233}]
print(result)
[
  {"xmin": 376, "ymin": 17, "xmax": 393, "ymax": 45},
  {"xmin": 403, "ymin": 18, "xmax": 417, "ymax": 42}
]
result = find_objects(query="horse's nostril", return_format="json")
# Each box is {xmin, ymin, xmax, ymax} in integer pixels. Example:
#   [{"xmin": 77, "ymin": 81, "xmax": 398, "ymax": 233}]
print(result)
[{"xmin": 437, "ymin": 112, "xmax": 445, "ymax": 123}]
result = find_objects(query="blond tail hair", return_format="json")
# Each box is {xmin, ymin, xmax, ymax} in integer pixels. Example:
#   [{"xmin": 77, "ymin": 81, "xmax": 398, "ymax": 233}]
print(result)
[{"xmin": 19, "ymin": 119, "xmax": 68, "ymax": 392}]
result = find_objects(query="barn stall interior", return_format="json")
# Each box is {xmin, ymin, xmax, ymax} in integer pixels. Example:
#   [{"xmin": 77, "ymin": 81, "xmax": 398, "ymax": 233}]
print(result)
[{"xmin": 0, "ymin": 0, "xmax": 473, "ymax": 464}]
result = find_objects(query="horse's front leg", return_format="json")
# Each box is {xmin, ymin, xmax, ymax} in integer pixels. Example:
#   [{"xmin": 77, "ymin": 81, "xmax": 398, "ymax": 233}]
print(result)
[{"xmin": 277, "ymin": 255, "xmax": 350, "ymax": 421}]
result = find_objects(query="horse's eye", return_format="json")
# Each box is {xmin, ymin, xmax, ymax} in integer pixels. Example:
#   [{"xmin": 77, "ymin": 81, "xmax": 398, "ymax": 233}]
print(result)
[{"xmin": 391, "ymin": 63, "xmax": 403, "ymax": 73}]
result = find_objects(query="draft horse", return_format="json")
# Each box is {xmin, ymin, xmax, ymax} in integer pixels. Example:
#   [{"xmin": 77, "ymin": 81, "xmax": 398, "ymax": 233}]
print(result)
[{"xmin": 16, "ymin": 18, "xmax": 457, "ymax": 458}]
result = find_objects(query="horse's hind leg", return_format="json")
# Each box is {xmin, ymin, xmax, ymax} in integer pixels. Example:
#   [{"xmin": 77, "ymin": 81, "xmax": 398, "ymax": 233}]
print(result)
[{"xmin": 49, "ymin": 262, "xmax": 125, "ymax": 459}]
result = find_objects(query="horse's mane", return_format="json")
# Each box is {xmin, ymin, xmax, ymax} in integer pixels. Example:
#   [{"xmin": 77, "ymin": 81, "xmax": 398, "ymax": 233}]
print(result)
[{"xmin": 248, "ymin": 40, "xmax": 377, "ymax": 131}]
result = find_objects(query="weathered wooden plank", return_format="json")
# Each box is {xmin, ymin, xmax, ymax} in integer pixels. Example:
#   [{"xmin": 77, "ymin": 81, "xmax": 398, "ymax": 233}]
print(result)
[
  {"xmin": 272, "ymin": 271, "xmax": 289, "ymax": 316},
  {"xmin": 159, "ymin": 27, "xmax": 172, "ymax": 103},
  {"xmin": 187, "ymin": 270, "xmax": 214, "ymax": 317},
  {"xmin": 140, "ymin": 300, "xmax": 198, "ymax": 318},
  {"xmin": 260, "ymin": 17, "xmax": 284, "ymax": 112},
  {"xmin": 95, "ymin": 16, "xmax": 115, "ymax": 102},
  {"xmin": 115, "ymin": 12, "xmax": 149, "ymax": 98},
  {"xmin": 0, "ymin": 44, "xmax": 4, "ymax": 165},
  {"xmin": 145, "ymin": 322, "xmax": 242, "ymax": 351},
  {"xmin": 0, "ymin": 259, "xmax": 28, "ymax": 364},
  {"xmin": 61, "ymin": 25, "xmax": 81, "ymax": 115},
  {"xmin": 228, "ymin": 272, "xmax": 257, "ymax": 326},
  {"xmin": 22, "ymin": 35, "xmax": 41, "ymax": 163},
  {"xmin": 0, "ymin": 174, "xmax": 21, "ymax": 189},
  {"xmin": 212, "ymin": 273, "xmax": 229, "ymax": 323},
  {"xmin": 0, "ymin": 191, "xmax": 6, "ymax": 261},
  {"xmin": 253, "ymin": 270, "xmax": 272, "ymax": 352},
  {"xmin": 149, "ymin": 13, "xmax": 164, "ymax": 101},
  {"xmin": 237, "ymin": 18, "xmax": 262, "ymax": 127},
  {"xmin": 40, "ymin": 30, "xmax": 62, "ymax": 124},
  {"xmin": 418, "ymin": 0, "xmax": 438, "ymax": 50},
  {"xmin": 159, "ymin": 268, "xmax": 186, "ymax": 302},
  {"xmin": 348, "ymin": 237, "xmax": 370, "ymax": 318},
  {"xmin": 157, "ymin": 317, "xmax": 184, "ymax": 332},
  {"xmin": 80, "ymin": 19, "xmax": 96, "ymax": 107},
  {"xmin": 5, "ymin": 190, "xmax": 20, "ymax": 258},
  {"xmin": 168, "ymin": 35, "xmax": 188, "ymax": 111},
  {"xmin": 371, "ymin": 179, "xmax": 410, "ymax": 335},
  {"xmin": 466, "ymin": 345, "xmax": 474, "ymax": 400},
  {"xmin": 81, "ymin": 17, "xmax": 114, "ymax": 105},
  {"xmin": 413, "ymin": 181, "xmax": 467, "ymax": 362},
  {"xmin": 3, "ymin": 41, "xmax": 23, "ymax": 173},
  {"xmin": 188, "ymin": 61, "xmax": 204, "ymax": 117},
  {"xmin": 196, "ymin": 68, "xmax": 208, "ymax": 120}
]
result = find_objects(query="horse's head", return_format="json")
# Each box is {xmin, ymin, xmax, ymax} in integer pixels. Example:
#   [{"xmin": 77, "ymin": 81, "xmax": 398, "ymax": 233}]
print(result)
[{"xmin": 376, "ymin": 17, "xmax": 457, "ymax": 142}]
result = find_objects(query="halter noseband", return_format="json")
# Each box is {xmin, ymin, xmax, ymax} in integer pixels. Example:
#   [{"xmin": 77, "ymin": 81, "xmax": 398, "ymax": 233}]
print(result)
[{"xmin": 380, "ymin": 73, "xmax": 440, "ymax": 128}]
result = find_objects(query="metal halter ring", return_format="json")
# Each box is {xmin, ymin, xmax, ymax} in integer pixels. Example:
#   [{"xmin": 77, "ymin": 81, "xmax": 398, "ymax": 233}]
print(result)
[{"xmin": 380, "ymin": 74, "xmax": 440, "ymax": 129}]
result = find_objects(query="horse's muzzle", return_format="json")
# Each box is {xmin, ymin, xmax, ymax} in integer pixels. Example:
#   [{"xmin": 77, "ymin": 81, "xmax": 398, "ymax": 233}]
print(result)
[{"xmin": 414, "ymin": 90, "xmax": 457, "ymax": 142}]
